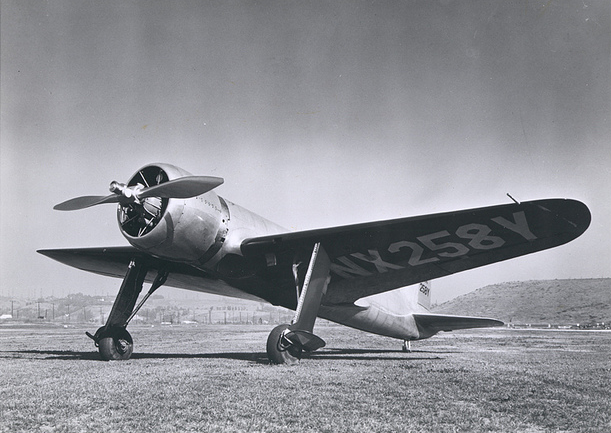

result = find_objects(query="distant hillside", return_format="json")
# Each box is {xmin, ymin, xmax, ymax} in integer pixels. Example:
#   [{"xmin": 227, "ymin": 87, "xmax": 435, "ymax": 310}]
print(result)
[{"xmin": 434, "ymin": 279, "xmax": 610, "ymax": 325}]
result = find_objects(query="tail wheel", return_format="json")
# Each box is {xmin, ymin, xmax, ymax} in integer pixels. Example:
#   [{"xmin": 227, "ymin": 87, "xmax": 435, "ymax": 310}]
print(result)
[
  {"xmin": 99, "ymin": 328, "xmax": 134, "ymax": 361},
  {"xmin": 266, "ymin": 324, "xmax": 302, "ymax": 365}
]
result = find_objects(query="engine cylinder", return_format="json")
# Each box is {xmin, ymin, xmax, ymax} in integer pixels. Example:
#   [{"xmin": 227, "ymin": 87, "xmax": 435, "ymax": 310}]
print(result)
[{"xmin": 117, "ymin": 164, "xmax": 225, "ymax": 265}]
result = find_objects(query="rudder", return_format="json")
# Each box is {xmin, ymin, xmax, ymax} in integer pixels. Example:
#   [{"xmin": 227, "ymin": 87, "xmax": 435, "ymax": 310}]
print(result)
[{"xmin": 417, "ymin": 281, "xmax": 431, "ymax": 310}]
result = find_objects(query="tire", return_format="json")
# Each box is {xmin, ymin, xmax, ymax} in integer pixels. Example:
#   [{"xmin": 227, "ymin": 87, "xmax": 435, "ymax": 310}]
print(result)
[
  {"xmin": 266, "ymin": 324, "xmax": 302, "ymax": 365},
  {"xmin": 99, "ymin": 328, "xmax": 134, "ymax": 361}
]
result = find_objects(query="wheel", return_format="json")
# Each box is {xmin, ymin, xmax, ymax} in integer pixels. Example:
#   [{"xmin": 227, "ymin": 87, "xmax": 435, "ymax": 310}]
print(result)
[
  {"xmin": 266, "ymin": 324, "xmax": 302, "ymax": 365},
  {"xmin": 99, "ymin": 328, "xmax": 134, "ymax": 361}
]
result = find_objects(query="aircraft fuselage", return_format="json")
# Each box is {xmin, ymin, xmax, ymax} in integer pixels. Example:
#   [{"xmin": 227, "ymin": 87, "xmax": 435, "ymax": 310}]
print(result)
[{"xmin": 118, "ymin": 164, "xmax": 427, "ymax": 340}]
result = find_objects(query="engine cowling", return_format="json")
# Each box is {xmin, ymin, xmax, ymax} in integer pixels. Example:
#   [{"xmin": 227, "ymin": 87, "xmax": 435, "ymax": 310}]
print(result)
[{"xmin": 118, "ymin": 163, "xmax": 227, "ymax": 265}]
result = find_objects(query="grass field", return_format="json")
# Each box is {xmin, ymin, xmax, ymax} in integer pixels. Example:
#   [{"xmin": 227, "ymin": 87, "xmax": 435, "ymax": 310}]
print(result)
[{"xmin": 1, "ymin": 324, "xmax": 609, "ymax": 433}]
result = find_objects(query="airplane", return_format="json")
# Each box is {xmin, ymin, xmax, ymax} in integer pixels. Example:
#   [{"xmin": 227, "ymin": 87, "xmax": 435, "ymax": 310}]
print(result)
[{"xmin": 38, "ymin": 163, "xmax": 591, "ymax": 364}]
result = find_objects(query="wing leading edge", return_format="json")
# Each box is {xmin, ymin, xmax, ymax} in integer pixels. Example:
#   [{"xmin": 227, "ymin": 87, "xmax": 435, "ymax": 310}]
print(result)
[{"xmin": 242, "ymin": 199, "xmax": 591, "ymax": 304}]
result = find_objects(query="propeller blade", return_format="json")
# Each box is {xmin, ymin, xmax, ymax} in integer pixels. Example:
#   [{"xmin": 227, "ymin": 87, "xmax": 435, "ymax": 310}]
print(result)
[
  {"xmin": 53, "ymin": 194, "xmax": 121, "ymax": 211},
  {"xmin": 53, "ymin": 175, "xmax": 223, "ymax": 211},
  {"xmin": 139, "ymin": 176, "xmax": 224, "ymax": 199}
]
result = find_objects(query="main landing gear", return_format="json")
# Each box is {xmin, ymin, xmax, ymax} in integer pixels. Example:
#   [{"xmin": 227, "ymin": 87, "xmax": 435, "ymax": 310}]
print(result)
[
  {"xmin": 266, "ymin": 243, "xmax": 330, "ymax": 365},
  {"xmin": 86, "ymin": 260, "xmax": 167, "ymax": 361},
  {"xmin": 96, "ymin": 327, "xmax": 134, "ymax": 360},
  {"xmin": 88, "ymin": 245, "xmax": 329, "ymax": 364}
]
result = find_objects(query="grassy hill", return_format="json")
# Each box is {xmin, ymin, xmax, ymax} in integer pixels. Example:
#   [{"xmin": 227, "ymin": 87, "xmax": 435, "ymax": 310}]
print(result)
[{"xmin": 434, "ymin": 278, "xmax": 610, "ymax": 325}]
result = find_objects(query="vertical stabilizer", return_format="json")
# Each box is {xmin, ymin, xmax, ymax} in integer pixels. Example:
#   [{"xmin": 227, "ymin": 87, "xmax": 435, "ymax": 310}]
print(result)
[
  {"xmin": 417, "ymin": 281, "xmax": 431, "ymax": 311},
  {"xmin": 354, "ymin": 281, "xmax": 432, "ymax": 314}
]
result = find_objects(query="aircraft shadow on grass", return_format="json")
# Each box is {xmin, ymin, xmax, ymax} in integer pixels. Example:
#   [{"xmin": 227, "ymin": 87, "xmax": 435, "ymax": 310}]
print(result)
[{"xmin": 2, "ymin": 348, "xmax": 447, "ymax": 363}]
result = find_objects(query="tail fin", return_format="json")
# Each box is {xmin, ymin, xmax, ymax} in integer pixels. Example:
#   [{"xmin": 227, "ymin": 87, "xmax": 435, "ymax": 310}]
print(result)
[
  {"xmin": 418, "ymin": 281, "xmax": 431, "ymax": 310},
  {"xmin": 354, "ymin": 281, "xmax": 432, "ymax": 314}
]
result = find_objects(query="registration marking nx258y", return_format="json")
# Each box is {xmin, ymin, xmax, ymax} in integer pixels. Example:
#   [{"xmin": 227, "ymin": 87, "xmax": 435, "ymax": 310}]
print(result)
[{"xmin": 330, "ymin": 211, "xmax": 536, "ymax": 278}]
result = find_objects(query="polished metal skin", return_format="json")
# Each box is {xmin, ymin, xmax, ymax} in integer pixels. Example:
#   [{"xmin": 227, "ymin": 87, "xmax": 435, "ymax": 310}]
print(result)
[{"xmin": 43, "ymin": 163, "xmax": 592, "ymax": 362}]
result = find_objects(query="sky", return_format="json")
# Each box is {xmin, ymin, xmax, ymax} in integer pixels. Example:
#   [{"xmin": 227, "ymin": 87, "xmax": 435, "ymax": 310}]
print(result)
[{"xmin": 1, "ymin": 0, "xmax": 610, "ymax": 303}]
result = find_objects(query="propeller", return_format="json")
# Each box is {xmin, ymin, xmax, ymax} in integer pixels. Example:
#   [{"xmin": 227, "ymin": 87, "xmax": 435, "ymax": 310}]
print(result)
[{"xmin": 54, "ymin": 175, "xmax": 224, "ymax": 211}]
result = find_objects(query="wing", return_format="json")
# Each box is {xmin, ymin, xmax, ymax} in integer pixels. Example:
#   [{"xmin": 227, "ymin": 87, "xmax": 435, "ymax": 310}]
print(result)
[
  {"xmin": 37, "ymin": 247, "xmax": 264, "ymax": 302},
  {"xmin": 241, "ymin": 199, "xmax": 590, "ymax": 305},
  {"xmin": 413, "ymin": 313, "xmax": 503, "ymax": 333}
]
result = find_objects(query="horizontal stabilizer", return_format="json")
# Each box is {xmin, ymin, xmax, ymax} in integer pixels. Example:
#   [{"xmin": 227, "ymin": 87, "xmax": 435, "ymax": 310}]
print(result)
[{"xmin": 413, "ymin": 313, "xmax": 503, "ymax": 333}]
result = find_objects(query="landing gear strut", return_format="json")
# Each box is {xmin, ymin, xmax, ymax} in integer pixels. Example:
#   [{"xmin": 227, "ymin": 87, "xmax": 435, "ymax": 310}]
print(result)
[
  {"xmin": 266, "ymin": 243, "xmax": 330, "ymax": 364},
  {"xmin": 86, "ymin": 260, "xmax": 167, "ymax": 361}
]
